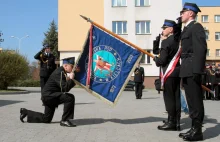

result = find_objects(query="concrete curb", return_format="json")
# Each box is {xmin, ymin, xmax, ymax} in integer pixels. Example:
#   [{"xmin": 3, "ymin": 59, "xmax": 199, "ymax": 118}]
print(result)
[{"xmin": 0, "ymin": 90, "xmax": 30, "ymax": 95}]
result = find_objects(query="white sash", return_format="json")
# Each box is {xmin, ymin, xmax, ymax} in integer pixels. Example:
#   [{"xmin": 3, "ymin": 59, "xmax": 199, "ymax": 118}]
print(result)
[{"xmin": 161, "ymin": 47, "xmax": 182, "ymax": 87}]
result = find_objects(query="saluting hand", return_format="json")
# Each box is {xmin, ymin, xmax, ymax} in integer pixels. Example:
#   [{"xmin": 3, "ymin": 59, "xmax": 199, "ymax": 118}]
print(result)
[{"xmin": 69, "ymin": 72, "xmax": 75, "ymax": 80}]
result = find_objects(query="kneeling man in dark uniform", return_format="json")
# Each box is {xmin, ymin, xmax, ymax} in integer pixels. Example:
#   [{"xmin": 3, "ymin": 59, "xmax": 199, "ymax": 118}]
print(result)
[{"xmin": 20, "ymin": 57, "xmax": 76, "ymax": 127}]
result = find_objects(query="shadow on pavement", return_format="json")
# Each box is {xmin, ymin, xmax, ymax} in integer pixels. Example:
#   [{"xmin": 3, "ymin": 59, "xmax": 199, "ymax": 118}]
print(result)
[
  {"xmin": 141, "ymin": 97, "xmax": 160, "ymax": 100},
  {"xmin": 71, "ymin": 116, "xmax": 165, "ymax": 126},
  {"xmin": 0, "ymin": 100, "xmax": 24, "ymax": 107},
  {"xmin": 203, "ymin": 116, "xmax": 220, "ymax": 140},
  {"xmin": 75, "ymin": 102, "xmax": 95, "ymax": 105}
]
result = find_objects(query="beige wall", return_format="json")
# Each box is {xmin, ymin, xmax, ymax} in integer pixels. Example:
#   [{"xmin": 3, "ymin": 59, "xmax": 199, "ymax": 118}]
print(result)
[
  {"xmin": 197, "ymin": 7, "xmax": 220, "ymax": 61},
  {"xmin": 58, "ymin": 0, "xmax": 104, "ymax": 56}
]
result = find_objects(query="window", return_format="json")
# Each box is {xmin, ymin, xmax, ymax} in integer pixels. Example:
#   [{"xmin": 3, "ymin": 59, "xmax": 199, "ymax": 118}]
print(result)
[
  {"xmin": 140, "ymin": 50, "xmax": 151, "ymax": 64},
  {"xmin": 112, "ymin": 21, "xmax": 127, "ymax": 34},
  {"xmin": 216, "ymin": 49, "xmax": 220, "ymax": 57},
  {"xmin": 112, "ymin": 0, "xmax": 127, "ymax": 7},
  {"xmin": 205, "ymin": 30, "xmax": 209, "ymax": 40},
  {"xmin": 201, "ymin": 15, "xmax": 208, "ymax": 22},
  {"xmin": 215, "ymin": 32, "xmax": 220, "ymax": 40},
  {"xmin": 135, "ymin": 0, "xmax": 150, "ymax": 6},
  {"xmin": 206, "ymin": 49, "xmax": 210, "ymax": 56},
  {"xmin": 215, "ymin": 15, "xmax": 220, "ymax": 23},
  {"xmin": 136, "ymin": 21, "xmax": 151, "ymax": 34}
]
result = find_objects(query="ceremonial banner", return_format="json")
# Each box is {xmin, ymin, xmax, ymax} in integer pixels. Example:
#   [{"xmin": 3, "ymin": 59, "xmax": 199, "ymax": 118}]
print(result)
[{"xmin": 74, "ymin": 25, "xmax": 142, "ymax": 106}]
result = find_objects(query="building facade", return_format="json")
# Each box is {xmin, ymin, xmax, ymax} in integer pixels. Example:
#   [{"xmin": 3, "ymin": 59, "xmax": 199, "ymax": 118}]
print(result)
[
  {"xmin": 58, "ymin": 0, "xmax": 182, "ymax": 88},
  {"xmin": 197, "ymin": 6, "xmax": 220, "ymax": 65},
  {"xmin": 58, "ymin": 0, "xmax": 104, "ymax": 61}
]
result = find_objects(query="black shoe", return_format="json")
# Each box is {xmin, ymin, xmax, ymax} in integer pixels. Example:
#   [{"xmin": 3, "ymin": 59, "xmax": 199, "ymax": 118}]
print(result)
[
  {"xmin": 182, "ymin": 127, "xmax": 203, "ymax": 141},
  {"xmin": 60, "ymin": 120, "xmax": 76, "ymax": 127},
  {"xmin": 162, "ymin": 120, "xmax": 167, "ymax": 123},
  {"xmin": 158, "ymin": 122, "xmax": 177, "ymax": 131},
  {"xmin": 179, "ymin": 128, "xmax": 193, "ymax": 138},
  {"xmin": 20, "ymin": 108, "xmax": 27, "ymax": 123}
]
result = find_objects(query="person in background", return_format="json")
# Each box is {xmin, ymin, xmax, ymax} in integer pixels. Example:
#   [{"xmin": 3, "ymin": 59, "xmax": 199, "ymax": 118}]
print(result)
[
  {"xmin": 180, "ymin": 89, "xmax": 189, "ymax": 116},
  {"xmin": 34, "ymin": 44, "xmax": 56, "ymax": 90},
  {"xmin": 134, "ymin": 62, "xmax": 145, "ymax": 99}
]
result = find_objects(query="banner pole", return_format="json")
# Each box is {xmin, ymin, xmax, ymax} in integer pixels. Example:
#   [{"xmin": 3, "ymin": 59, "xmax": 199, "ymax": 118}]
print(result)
[{"xmin": 80, "ymin": 15, "xmax": 154, "ymax": 58}]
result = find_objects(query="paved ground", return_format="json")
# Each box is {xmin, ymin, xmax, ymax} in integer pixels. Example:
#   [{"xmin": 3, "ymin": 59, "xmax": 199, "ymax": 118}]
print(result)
[{"xmin": 0, "ymin": 88, "xmax": 220, "ymax": 142}]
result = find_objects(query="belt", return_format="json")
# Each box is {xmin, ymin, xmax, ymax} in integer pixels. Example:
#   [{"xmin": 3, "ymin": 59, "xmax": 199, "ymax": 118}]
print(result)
[{"xmin": 181, "ymin": 53, "xmax": 193, "ymax": 58}]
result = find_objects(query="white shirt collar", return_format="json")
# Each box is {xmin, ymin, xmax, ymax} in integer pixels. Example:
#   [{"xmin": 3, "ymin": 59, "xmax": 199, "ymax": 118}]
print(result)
[{"xmin": 185, "ymin": 20, "xmax": 194, "ymax": 27}]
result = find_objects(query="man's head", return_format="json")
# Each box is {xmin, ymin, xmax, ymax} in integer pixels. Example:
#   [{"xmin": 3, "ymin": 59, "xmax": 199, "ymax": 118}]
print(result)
[
  {"xmin": 212, "ymin": 62, "xmax": 216, "ymax": 67},
  {"xmin": 205, "ymin": 63, "xmax": 210, "ymax": 68},
  {"xmin": 43, "ymin": 44, "xmax": 51, "ymax": 53},
  {"xmin": 218, "ymin": 64, "xmax": 220, "ymax": 69},
  {"xmin": 180, "ymin": 2, "xmax": 201, "ymax": 23},
  {"xmin": 161, "ymin": 19, "xmax": 176, "ymax": 37},
  {"xmin": 62, "ymin": 57, "xmax": 75, "ymax": 73}
]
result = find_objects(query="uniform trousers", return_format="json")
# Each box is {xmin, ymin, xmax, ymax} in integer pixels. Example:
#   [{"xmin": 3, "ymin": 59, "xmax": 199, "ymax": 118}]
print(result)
[
  {"xmin": 135, "ymin": 82, "xmax": 143, "ymax": 98},
  {"xmin": 163, "ymin": 77, "xmax": 181, "ymax": 118},
  {"xmin": 182, "ymin": 77, "xmax": 204, "ymax": 123},
  {"xmin": 40, "ymin": 77, "xmax": 49, "ymax": 90},
  {"xmin": 26, "ymin": 93, "xmax": 75, "ymax": 123},
  {"xmin": 214, "ymin": 85, "xmax": 220, "ymax": 100}
]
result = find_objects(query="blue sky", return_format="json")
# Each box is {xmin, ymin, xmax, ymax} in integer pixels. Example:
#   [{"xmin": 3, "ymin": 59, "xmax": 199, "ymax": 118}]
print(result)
[
  {"xmin": 0, "ymin": 0, "xmax": 219, "ymax": 64},
  {"xmin": 0, "ymin": 0, "xmax": 58, "ymax": 64}
]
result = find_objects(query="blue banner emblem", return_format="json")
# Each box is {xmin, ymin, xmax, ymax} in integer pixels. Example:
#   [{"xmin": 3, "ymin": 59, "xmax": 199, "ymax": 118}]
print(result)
[{"xmin": 75, "ymin": 25, "xmax": 142, "ymax": 105}]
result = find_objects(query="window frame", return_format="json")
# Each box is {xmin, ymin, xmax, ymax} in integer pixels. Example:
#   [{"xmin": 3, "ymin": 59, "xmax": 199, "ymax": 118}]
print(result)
[
  {"xmin": 206, "ymin": 49, "xmax": 210, "ymax": 56},
  {"xmin": 135, "ymin": 0, "xmax": 150, "ymax": 7},
  {"xmin": 112, "ymin": 0, "xmax": 127, "ymax": 7},
  {"xmin": 205, "ymin": 30, "xmax": 209, "ymax": 40},
  {"xmin": 140, "ymin": 50, "xmax": 151, "ymax": 64},
  {"xmin": 112, "ymin": 21, "xmax": 127, "ymax": 35},
  {"xmin": 215, "ymin": 15, "xmax": 220, "ymax": 23},
  {"xmin": 135, "ymin": 20, "xmax": 151, "ymax": 35},
  {"xmin": 201, "ymin": 15, "xmax": 209, "ymax": 23},
  {"xmin": 215, "ymin": 32, "xmax": 220, "ymax": 41},
  {"xmin": 216, "ymin": 49, "xmax": 220, "ymax": 57}
]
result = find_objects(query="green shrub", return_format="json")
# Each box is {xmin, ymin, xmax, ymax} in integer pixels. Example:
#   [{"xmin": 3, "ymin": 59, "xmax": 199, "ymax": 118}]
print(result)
[
  {"xmin": 0, "ymin": 51, "xmax": 29, "ymax": 90},
  {"xmin": 10, "ymin": 79, "xmax": 40, "ymax": 87}
]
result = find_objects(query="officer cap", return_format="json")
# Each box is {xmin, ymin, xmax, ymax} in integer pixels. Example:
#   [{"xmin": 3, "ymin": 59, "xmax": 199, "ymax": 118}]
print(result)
[
  {"xmin": 43, "ymin": 44, "xmax": 50, "ymax": 48},
  {"xmin": 181, "ymin": 2, "xmax": 201, "ymax": 14},
  {"xmin": 161, "ymin": 19, "xmax": 176, "ymax": 28},
  {"xmin": 212, "ymin": 62, "xmax": 215, "ymax": 65},
  {"xmin": 63, "ymin": 57, "xmax": 75, "ymax": 65},
  {"xmin": 205, "ymin": 63, "xmax": 209, "ymax": 66}
]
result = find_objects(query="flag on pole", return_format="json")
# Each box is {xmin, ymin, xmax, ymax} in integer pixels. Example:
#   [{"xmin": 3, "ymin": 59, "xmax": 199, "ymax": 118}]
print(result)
[{"xmin": 74, "ymin": 25, "xmax": 142, "ymax": 106}]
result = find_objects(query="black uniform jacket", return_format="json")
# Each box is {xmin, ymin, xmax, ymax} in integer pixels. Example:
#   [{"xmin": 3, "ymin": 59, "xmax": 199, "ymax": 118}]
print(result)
[
  {"xmin": 154, "ymin": 35, "xmax": 180, "ymax": 77},
  {"xmin": 41, "ymin": 67, "xmax": 76, "ymax": 103},
  {"xmin": 134, "ymin": 67, "xmax": 145, "ymax": 82},
  {"xmin": 34, "ymin": 51, "xmax": 56, "ymax": 78},
  {"xmin": 180, "ymin": 21, "xmax": 207, "ymax": 77}
]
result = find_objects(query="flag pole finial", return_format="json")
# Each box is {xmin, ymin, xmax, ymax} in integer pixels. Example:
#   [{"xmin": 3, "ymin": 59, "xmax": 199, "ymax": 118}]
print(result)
[{"xmin": 80, "ymin": 15, "xmax": 92, "ymax": 23}]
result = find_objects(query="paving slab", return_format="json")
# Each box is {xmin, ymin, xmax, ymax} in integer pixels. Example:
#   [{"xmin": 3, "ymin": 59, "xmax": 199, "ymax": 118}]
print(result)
[{"xmin": 0, "ymin": 88, "xmax": 219, "ymax": 142}]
